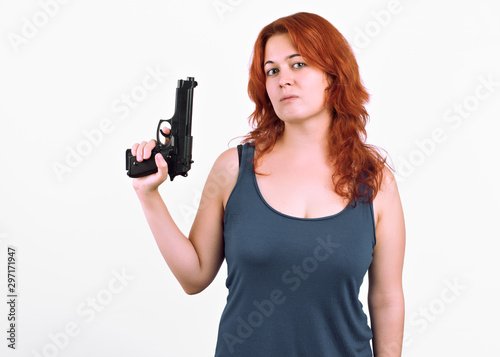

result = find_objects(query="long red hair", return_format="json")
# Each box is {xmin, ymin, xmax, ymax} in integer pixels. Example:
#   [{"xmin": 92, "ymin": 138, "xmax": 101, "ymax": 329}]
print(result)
[{"xmin": 243, "ymin": 12, "xmax": 389, "ymax": 203}]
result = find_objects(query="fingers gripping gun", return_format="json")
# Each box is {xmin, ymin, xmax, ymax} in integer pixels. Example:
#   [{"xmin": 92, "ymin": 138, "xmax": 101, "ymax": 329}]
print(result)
[{"xmin": 125, "ymin": 77, "xmax": 197, "ymax": 181}]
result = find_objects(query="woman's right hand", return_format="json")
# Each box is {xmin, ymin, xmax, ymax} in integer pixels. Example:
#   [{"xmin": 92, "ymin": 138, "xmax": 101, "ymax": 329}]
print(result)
[{"xmin": 130, "ymin": 128, "xmax": 170, "ymax": 193}]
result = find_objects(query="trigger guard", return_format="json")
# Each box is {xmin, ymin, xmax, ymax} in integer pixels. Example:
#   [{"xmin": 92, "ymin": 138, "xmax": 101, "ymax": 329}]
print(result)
[{"xmin": 157, "ymin": 119, "xmax": 172, "ymax": 143}]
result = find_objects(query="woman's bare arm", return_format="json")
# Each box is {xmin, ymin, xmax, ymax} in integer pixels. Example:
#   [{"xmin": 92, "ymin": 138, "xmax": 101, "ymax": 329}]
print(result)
[
  {"xmin": 369, "ymin": 168, "xmax": 406, "ymax": 356},
  {"xmin": 132, "ymin": 139, "xmax": 238, "ymax": 295}
]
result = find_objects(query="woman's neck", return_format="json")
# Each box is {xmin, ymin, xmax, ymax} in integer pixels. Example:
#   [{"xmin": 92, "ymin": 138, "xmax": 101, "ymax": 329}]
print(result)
[{"xmin": 275, "ymin": 113, "xmax": 332, "ymax": 161}]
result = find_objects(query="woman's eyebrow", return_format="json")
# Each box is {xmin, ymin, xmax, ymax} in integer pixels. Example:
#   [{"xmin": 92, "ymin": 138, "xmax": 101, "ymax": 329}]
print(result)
[{"xmin": 264, "ymin": 53, "xmax": 302, "ymax": 66}]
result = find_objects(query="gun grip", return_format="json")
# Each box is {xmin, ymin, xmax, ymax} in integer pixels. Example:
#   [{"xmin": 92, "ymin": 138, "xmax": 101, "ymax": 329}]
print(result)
[{"xmin": 126, "ymin": 148, "xmax": 161, "ymax": 178}]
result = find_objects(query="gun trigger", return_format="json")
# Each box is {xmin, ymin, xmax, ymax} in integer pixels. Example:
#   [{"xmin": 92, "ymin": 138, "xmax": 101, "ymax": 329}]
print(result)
[{"xmin": 160, "ymin": 130, "xmax": 169, "ymax": 138}]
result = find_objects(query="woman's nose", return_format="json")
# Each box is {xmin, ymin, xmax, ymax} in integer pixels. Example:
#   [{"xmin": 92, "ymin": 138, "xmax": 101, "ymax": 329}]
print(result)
[{"xmin": 278, "ymin": 68, "xmax": 293, "ymax": 87}]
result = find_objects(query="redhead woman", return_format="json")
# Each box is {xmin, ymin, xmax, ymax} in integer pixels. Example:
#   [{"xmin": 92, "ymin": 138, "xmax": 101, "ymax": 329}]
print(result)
[{"xmin": 130, "ymin": 12, "xmax": 405, "ymax": 357}]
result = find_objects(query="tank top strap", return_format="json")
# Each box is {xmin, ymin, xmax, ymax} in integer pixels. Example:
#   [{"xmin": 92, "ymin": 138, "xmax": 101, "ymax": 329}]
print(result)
[{"xmin": 236, "ymin": 142, "xmax": 255, "ymax": 183}]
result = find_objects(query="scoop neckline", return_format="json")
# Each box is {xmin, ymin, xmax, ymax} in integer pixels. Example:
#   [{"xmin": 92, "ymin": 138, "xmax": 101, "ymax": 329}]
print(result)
[{"xmin": 248, "ymin": 144, "xmax": 352, "ymax": 221}]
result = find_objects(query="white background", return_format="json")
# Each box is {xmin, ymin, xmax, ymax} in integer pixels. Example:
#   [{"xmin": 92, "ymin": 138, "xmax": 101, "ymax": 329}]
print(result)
[{"xmin": 1, "ymin": 0, "xmax": 499, "ymax": 356}]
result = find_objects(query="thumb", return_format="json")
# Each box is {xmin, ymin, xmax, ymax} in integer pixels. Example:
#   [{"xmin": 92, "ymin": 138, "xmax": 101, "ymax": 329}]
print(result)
[{"xmin": 155, "ymin": 153, "xmax": 169, "ymax": 176}]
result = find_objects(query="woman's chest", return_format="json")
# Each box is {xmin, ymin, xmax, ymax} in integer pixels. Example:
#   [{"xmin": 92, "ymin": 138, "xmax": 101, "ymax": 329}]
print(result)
[{"xmin": 255, "ymin": 167, "xmax": 349, "ymax": 219}]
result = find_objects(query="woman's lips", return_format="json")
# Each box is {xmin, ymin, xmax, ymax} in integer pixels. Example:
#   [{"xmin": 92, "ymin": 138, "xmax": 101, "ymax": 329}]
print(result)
[{"xmin": 280, "ymin": 95, "xmax": 299, "ymax": 102}]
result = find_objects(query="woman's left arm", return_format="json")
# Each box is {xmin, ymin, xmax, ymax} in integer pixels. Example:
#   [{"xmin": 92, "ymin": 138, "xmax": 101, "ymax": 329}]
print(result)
[{"xmin": 369, "ymin": 168, "xmax": 406, "ymax": 357}]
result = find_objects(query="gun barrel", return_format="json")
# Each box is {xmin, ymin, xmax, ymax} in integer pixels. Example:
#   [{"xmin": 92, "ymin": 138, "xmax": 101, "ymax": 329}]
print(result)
[{"xmin": 166, "ymin": 77, "xmax": 197, "ymax": 180}]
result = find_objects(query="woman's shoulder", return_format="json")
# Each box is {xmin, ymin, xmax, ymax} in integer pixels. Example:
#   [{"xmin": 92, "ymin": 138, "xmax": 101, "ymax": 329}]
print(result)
[
  {"xmin": 377, "ymin": 166, "xmax": 398, "ymax": 198},
  {"xmin": 212, "ymin": 146, "xmax": 239, "ymax": 173},
  {"xmin": 206, "ymin": 146, "xmax": 240, "ymax": 205},
  {"xmin": 372, "ymin": 165, "xmax": 402, "ymax": 225}
]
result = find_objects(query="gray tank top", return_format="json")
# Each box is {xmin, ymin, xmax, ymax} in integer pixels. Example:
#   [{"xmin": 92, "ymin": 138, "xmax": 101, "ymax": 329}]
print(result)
[{"xmin": 215, "ymin": 143, "xmax": 375, "ymax": 356}]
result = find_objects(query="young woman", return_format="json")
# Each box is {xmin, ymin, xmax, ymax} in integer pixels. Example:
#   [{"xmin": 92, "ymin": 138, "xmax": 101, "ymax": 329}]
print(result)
[{"xmin": 130, "ymin": 12, "xmax": 405, "ymax": 357}]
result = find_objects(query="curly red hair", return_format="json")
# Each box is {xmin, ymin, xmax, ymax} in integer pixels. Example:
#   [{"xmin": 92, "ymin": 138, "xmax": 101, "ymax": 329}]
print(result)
[{"xmin": 243, "ymin": 12, "xmax": 389, "ymax": 203}]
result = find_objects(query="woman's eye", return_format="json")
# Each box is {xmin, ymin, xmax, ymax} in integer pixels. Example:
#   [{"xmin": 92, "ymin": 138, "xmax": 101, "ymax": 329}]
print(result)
[
  {"xmin": 266, "ymin": 68, "xmax": 279, "ymax": 76},
  {"xmin": 293, "ymin": 62, "xmax": 306, "ymax": 69}
]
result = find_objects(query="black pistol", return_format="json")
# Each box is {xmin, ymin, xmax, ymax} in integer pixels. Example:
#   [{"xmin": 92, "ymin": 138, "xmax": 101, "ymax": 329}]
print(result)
[{"xmin": 125, "ymin": 77, "xmax": 197, "ymax": 181}]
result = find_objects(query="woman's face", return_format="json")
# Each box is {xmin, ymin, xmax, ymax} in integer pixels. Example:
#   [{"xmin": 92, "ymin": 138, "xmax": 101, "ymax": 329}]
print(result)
[{"xmin": 264, "ymin": 33, "xmax": 330, "ymax": 125}]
